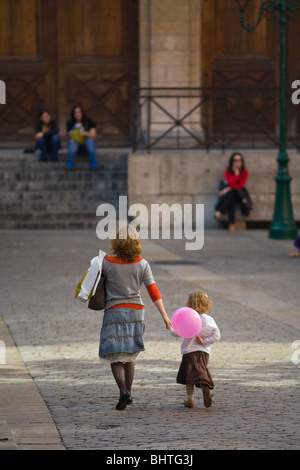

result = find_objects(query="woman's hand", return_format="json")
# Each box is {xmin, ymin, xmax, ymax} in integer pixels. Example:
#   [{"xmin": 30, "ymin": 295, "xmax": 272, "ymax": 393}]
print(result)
[
  {"xmin": 219, "ymin": 186, "xmax": 231, "ymax": 197},
  {"xmin": 163, "ymin": 316, "xmax": 172, "ymax": 330},
  {"xmin": 80, "ymin": 127, "xmax": 97, "ymax": 139},
  {"xmin": 154, "ymin": 299, "xmax": 172, "ymax": 329}
]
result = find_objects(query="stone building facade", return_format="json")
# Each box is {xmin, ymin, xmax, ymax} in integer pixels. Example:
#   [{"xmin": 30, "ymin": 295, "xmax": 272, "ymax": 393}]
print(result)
[
  {"xmin": 132, "ymin": 0, "xmax": 300, "ymax": 227},
  {"xmin": 0, "ymin": 0, "xmax": 299, "ymax": 226}
]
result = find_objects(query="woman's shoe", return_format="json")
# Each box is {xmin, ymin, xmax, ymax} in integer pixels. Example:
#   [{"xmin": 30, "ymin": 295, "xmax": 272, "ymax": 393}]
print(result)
[
  {"xmin": 127, "ymin": 395, "xmax": 133, "ymax": 405},
  {"xmin": 116, "ymin": 391, "xmax": 130, "ymax": 410}
]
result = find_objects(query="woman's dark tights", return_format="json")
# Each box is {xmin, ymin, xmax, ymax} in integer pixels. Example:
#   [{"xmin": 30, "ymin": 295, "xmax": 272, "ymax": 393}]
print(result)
[{"xmin": 111, "ymin": 362, "xmax": 135, "ymax": 395}]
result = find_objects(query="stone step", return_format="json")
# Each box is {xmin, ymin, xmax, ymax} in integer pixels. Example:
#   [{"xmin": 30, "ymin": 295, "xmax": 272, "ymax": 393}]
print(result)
[
  {"xmin": 0, "ymin": 219, "xmax": 99, "ymax": 230},
  {"xmin": 0, "ymin": 200, "xmax": 117, "ymax": 212},
  {"xmin": 0, "ymin": 169, "xmax": 127, "ymax": 182},
  {"xmin": 0, "ymin": 211, "xmax": 104, "ymax": 231},
  {"xmin": 0, "ymin": 150, "xmax": 129, "ymax": 229},
  {"xmin": 0, "ymin": 153, "xmax": 128, "ymax": 171},
  {"xmin": 0, "ymin": 180, "xmax": 127, "ymax": 192},
  {"xmin": 0, "ymin": 162, "xmax": 127, "ymax": 176},
  {"xmin": 0, "ymin": 209, "xmax": 99, "ymax": 219},
  {"xmin": 0, "ymin": 151, "xmax": 128, "ymax": 164},
  {"xmin": 0, "ymin": 190, "xmax": 119, "ymax": 203}
]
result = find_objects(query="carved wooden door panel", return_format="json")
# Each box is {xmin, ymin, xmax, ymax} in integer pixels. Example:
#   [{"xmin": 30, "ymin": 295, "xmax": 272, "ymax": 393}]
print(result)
[
  {"xmin": 286, "ymin": 14, "xmax": 300, "ymax": 142},
  {"xmin": 201, "ymin": 0, "xmax": 279, "ymax": 145},
  {"xmin": 0, "ymin": 0, "xmax": 57, "ymax": 140},
  {"xmin": 56, "ymin": 0, "xmax": 139, "ymax": 145}
]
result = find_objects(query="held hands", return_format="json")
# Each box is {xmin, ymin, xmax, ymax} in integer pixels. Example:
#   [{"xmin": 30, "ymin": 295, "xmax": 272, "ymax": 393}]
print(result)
[
  {"xmin": 164, "ymin": 316, "xmax": 172, "ymax": 330},
  {"xmin": 154, "ymin": 299, "xmax": 172, "ymax": 330}
]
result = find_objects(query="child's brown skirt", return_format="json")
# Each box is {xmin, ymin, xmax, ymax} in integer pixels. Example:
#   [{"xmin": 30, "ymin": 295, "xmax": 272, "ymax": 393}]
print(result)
[{"xmin": 176, "ymin": 351, "xmax": 214, "ymax": 390}]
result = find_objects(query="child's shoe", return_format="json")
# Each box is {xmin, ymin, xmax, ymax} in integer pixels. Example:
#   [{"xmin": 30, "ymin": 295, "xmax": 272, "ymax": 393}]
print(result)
[{"xmin": 184, "ymin": 399, "xmax": 194, "ymax": 408}]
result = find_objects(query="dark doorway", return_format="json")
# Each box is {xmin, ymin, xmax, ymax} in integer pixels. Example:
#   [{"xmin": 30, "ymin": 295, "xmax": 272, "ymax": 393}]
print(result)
[{"xmin": 0, "ymin": 0, "xmax": 139, "ymax": 146}]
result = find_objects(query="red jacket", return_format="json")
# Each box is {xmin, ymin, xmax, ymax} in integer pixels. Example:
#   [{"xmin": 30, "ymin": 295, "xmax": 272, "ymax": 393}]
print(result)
[{"xmin": 225, "ymin": 168, "xmax": 249, "ymax": 190}]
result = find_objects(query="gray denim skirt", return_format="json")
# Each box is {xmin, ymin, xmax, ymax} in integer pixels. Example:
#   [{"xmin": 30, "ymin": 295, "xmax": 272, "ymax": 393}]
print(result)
[{"xmin": 99, "ymin": 307, "xmax": 145, "ymax": 361}]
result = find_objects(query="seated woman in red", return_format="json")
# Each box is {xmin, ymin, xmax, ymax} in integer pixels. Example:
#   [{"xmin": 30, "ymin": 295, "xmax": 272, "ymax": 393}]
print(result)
[{"xmin": 215, "ymin": 152, "xmax": 251, "ymax": 231}]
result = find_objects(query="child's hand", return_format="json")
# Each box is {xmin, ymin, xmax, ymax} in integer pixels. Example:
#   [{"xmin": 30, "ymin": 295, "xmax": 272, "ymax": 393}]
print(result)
[{"xmin": 196, "ymin": 335, "xmax": 205, "ymax": 345}]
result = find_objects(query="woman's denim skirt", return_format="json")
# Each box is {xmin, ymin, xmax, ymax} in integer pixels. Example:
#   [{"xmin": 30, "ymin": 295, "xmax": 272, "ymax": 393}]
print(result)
[{"xmin": 99, "ymin": 307, "xmax": 145, "ymax": 361}]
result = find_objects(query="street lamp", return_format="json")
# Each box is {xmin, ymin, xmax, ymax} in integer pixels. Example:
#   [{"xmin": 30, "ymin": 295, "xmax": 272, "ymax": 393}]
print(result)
[{"xmin": 235, "ymin": 0, "xmax": 299, "ymax": 239}]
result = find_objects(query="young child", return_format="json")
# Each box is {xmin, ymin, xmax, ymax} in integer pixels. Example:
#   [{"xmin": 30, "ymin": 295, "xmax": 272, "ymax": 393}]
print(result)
[{"xmin": 170, "ymin": 290, "xmax": 220, "ymax": 408}]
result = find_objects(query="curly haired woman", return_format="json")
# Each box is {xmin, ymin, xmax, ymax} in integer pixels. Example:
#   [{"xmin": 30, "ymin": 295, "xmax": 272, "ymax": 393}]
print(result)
[{"xmin": 99, "ymin": 226, "xmax": 172, "ymax": 410}]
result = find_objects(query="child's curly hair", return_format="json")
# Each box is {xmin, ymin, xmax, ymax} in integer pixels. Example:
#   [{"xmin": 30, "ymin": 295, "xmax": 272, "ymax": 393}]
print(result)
[
  {"xmin": 186, "ymin": 290, "xmax": 211, "ymax": 314},
  {"xmin": 110, "ymin": 225, "xmax": 142, "ymax": 262}
]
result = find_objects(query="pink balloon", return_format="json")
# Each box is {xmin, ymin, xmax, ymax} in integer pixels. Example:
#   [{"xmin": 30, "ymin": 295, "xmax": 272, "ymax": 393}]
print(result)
[{"xmin": 172, "ymin": 307, "xmax": 202, "ymax": 338}]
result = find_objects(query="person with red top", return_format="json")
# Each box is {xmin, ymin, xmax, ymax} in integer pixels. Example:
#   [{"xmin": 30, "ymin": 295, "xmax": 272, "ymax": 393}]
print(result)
[
  {"xmin": 99, "ymin": 225, "xmax": 172, "ymax": 410},
  {"xmin": 214, "ymin": 152, "xmax": 251, "ymax": 231}
]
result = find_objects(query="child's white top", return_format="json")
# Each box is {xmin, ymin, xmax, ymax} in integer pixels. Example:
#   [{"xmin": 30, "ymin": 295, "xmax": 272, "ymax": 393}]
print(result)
[{"xmin": 170, "ymin": 313, "xmax": 220, "ymax": 355}]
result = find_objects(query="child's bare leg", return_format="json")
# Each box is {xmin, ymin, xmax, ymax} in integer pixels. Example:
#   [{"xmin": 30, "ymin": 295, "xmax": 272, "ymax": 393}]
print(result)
[
  {"xmin": 186, "ymin": 384, "xmax": 194, "ymax": 400},
  {"xmin": 184, "ymin": 384, "xmax": 194, "ymax": 408}
]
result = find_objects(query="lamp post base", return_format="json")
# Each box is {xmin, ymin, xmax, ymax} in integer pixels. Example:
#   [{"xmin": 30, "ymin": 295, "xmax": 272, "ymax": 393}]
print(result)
[
  {"xmin": 269, "ymin": 223, "xmax": 298, "ymax": 240},
  {"xmin": 269, "ymin": 168, "xmax": 298, "ymax": 240}
]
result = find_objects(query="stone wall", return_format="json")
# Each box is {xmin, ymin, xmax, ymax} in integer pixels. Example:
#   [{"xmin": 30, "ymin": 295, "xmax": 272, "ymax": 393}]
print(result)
[
  {"xmin": 128, "ymin": 150, "xmax": 300, "ymax": 228},
  {"xmin": 139, "ymin": 0, "xmax": 202, "ymax": 139},
  {"xmin": 139, "ymin": 0, "xmax": 201, "ymax": 88},
  {"xmin": 135, "ymin": 2, "xmax": 300, "ymax": 230}
]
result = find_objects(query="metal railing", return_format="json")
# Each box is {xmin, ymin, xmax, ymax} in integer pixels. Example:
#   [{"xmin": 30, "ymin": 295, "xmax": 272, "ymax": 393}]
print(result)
[{"xmin": 133, "ymin": 87, "xmax": 300, "ymax": 152}]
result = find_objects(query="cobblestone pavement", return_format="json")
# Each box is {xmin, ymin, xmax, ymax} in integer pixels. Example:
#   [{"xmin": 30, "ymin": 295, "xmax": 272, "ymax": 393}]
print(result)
[{"xmin": 0, "ymin": 229, "xmax": 299, "ymax": 450}]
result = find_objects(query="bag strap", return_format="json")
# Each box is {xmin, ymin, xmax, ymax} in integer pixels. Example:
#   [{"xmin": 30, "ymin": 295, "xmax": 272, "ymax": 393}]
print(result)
[{"xmin": 98, "ymin": 250, "xmax": 106, "ymax": 271}]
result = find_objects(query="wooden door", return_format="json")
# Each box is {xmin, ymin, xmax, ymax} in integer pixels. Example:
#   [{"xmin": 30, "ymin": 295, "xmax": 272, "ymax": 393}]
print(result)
[
  {"xmin": 286, "ymin": 14, "xmax": 300, "ymax": 142},
  {"xmin": 0, "ymin": 0, "xmax": 139, "ymax": 145},
  {"xmin": 201, "ymin": 0, "xmax": 279, "ymax": 145},
  {"xmin": 56, "ymin": 0, "xmax": 139, "ymax": 146},
  {"xmin": 0, "ymin": 0, "xmax": 57, "ymax": 140}
]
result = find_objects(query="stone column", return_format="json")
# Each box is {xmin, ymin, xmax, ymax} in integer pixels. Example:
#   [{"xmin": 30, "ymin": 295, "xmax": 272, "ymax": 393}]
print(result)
[{"xmin": 138, "ymin": 0, "xmax": 202, "ymax": 146}]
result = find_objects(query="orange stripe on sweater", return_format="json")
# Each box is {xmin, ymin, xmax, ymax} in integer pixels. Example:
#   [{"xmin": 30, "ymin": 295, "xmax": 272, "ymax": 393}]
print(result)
[
  {"xmin": 108, "ymin": 303, "xmax": 144, "ymax": 310},
  {"xmin": 105, "ymin": 256, "xmax": 143, "ymax": 265},
  {"xmin": 146, "ymin": 283, "xmax": 162, "ymax": 303}
]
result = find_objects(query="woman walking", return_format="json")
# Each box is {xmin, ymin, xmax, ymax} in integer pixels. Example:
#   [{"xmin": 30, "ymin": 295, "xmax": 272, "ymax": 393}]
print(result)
[{"xmin": 99, "ymin": 226, "xmax": 172, "ymax": 410}]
